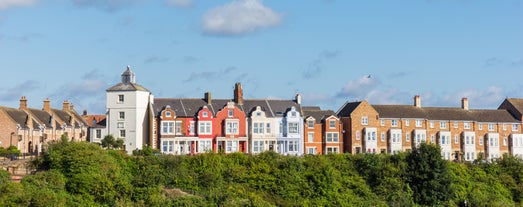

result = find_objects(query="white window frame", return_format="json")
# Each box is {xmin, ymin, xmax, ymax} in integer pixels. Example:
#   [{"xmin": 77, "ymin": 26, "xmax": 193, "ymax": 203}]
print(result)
[
  {"xmin": 326, "ymin": 147, "xmax": 339, "ymax": 154},
  {"xmin": 288, "ymin": 140, "xmax": 298, "ymax": 152},
  {"xmin": 307, "ymin": 120, "xmax": 314, "ymax": 128},
  {"xmin": 415, "ymin": 119, "xmax": 422, "ymax": 127},
  {"xmin": 454, "ymin": 122, "xmax": 458, "ymax": 128},
  {"xmin": 488, "ymin": 123, "xmax": 495, "ymax": 131},
  {"xmin": 228, "ymin": 109, "xmax": 234, "ymax": 118},
  {"xmin": 430, "ymin": 121, "xmax": 434, "ymax": 128},
  {"xmin": 225, "ymin": 120, "xmax": 239, "ymax": 135},
  {"xmin": 464, "ymin": 121, "xmax": 471, "ymax": 129},
  {"xmin": 96, "ymin": 129, "xmax": 101, "ymax": 139},
  {"xmin": 513, "ymin": 124, "xmax": 518, "ymax": 131},
  {"xmin": 119, "ymin": 129, "xmax": 126, "ymax": 138},
  {"xmin": 288, "ymin": 122, "xmax": 299, "ymax": 134},
  {"xmin": 308, "ymin": 132, "xmax": 314, "ymax": 143},
  {"xmin": 198, "ymin": 140, "xmax": 212, "ymax": 153},
  {"xmin": 165, "ymin": 111, "xmax": 171, "ymax": 117},
  {"xmin": 118, "ymin": 94, "xmax": 124, "ymax": 103},
  {"xmin": 440, "ymin": 121, "xmax": 446, "ymax": 129},
  {"xmin": 326, "ymin": 132, "xmax": 339, "ymax": 142},
  {"xmin": 162, "ymin": 140, "xmax": 174, "ymax": 153},
  {"xmin": 391, "ymin": 119, "xmax": 398, "ymax": 127},
  {"xmin": 405, "ymin": 119, "xmax": 410, "ymax": 126},
  {"xmin": 306, "ymin": 147, "xmax": 316, "ymax": 155},
  {"xmin": 330, "ymin": 120, "xmax": 336, "ymax": 128},
  {"xmin": 189, "ymin": 121, "xmax": 195, "ymax": 135},
  {"xmin": 161, "ymin": 121, "xmax": 175, "ymax": 135},
  {"xmin": 117, "ymin": 122, "xmax": 124, "ymax": 129},
  {"xmin": 253, "ymin": 140, "xmax": 265, "ymax": 153},
  {"xmin": 356, "ymin": 131, "xmax": 361, "ymax": 140},
  {"xmin": 455, "ymin": 135, "xmax": 459, "ymax": 144},
  {"xmin": 406, "ymin": 133, "xmax": 410, "ymax": 142},
  {"xmin": 381, "ymin": 132, "xmax": 385, "ymax": 142},
  {"xmin": 381, "ymin": 119, "xmax": 385, "ymax": 126},
  {"xmin": 361, "ymin": 117, "xmax": 368, "ymax": 125},
  {"xmin": 175, "ymin": 121, "xmax": 182, "ymax": 135},
  {"xmin": 479, "ymin": 123, "xmax": 482, "ymax": 130},
  {"xmin": 198, "ymin": 121, "xmax": 212, "ymax": 135},
  {"xmin": 503, "ymin": 124, "xmax": 507, "ymax": 131},
  {"xmin": 226, "ymin": 140, "xmax": 239, "ymax": 153},
  {"xmin": 118, "ymin": 111, "xmax": 125, "ymax": 120}
]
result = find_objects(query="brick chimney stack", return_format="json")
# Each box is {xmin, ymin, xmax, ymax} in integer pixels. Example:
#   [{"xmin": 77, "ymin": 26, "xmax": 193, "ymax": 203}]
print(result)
[
  {"xmin": 63, "ymin": 100, "xmax": 70, "ymax": 111},
  {"xmin": 205, "ymin": 92, "xmax": 212, "ymax": 105},
  {"xmin": 19, "ymin": 96, "xmax": 28, "ymax": 110},
  {"xmin": 234, "ymin": 82, "xmax": 243, "ymax": 106},
  {"xmin": 462, "ymin": 97, "xmax": 469, "ymax": 111},
  {"xmin": 295, "ymin": 94, "xmax": 302, "ymax": 105},
  {"xmin": 414, "ymin": 95, "xmax": 421, "ymax": 108},
  {"xmin": 43, "ymin": 98, "xmax": 51, "ymax": 112}
]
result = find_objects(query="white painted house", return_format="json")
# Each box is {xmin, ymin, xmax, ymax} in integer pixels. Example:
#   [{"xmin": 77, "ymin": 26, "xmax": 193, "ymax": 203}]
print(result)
[{"xmin": 106, "ymin": 66, "xmax": 154, "ymax": 154}]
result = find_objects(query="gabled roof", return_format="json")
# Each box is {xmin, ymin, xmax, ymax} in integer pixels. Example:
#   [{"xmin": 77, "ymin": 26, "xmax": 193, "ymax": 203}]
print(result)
[
  {"xmin": 106, "ymin": 82, "xmax": 150, "ymax": 92},
  {"xmin": 238, "ymin": 99, "xmax": 273, "ymax": 117},
  {"xmin": 52, "ymin": 109, "xmax": 73, "ymax": 127},
  {"xmin": 373, "ymin": 105, "xmax": 425, "ymax": 119},
  {"xmin": 265, "ymin": 99, "xmax": 301, "ymax": 117},
  {"xmin": 29, "ymin": 108, "xmax": 52, "ymax": 126},
  {"xmin": 0, "ymin": 107, "xmax": 29, "ymax": 128},
  {"xmin": 422, "ymin": 107, "xmax": 474, "ymax": 121},
  {"xmin": 303, "ymin": 108, "xmax": 336, "ymax": 124},
  {"xmin": 336, "ymin": 101, "xmax": 362, "ymax": 117}
]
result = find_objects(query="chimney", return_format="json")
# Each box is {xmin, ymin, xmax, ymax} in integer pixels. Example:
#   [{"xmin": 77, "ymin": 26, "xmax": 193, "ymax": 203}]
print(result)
[
  {"xmin": 83, "ymin": 110, "xmax": 87, "ymax": 116},
  {"xmin": 295, "ymin": 94, "xmax": 302, "ymax": 105},
  {"xmin": 19, "ymin": 96, "xmax": 28, "ymax": 110},
  {"xmin": 63, "ymin": 100, "xmax": 70, "ymax": 111},
  {"xmin": 204, "ymin": 92, "xmax": 212, "ymax": 105},
  {"xmin": 70, "ymin": 103, "xmax": 74, "ymax": 112},
  {"xmin": 234, "ymin": 82, "xmax": 243, "ymax": 105},
  {"xmin": 43, "ymin": 98, "xmax": 51, "ymax": 112},
  {"xmin": 462, "ymin": 97, "xmax": 469, "ymax": 110},
  {"xmin": 414, "ymin": 95, "xmax": 421, "ymax": 108}
]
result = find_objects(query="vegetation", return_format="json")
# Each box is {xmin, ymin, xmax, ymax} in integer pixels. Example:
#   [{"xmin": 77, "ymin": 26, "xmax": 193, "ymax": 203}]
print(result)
[{"xmin": 0, "ymin": 141, "xmax": 522, "ymax": 206}]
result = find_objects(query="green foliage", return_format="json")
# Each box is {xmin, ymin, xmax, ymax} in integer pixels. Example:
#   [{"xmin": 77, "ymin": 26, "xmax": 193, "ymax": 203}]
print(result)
[
  {"xmin": 133, "ymin": 145, "xmax": 160, "ymax": 156},
  {"xmin": 0, "ymin": 146, "xmax": 21, "ymax": 159},
  {"xmin": 407, "ymin": 143, "xmax": 453, "ymax": 205},
  {"xmin": 2, "ymin": 142, "xmax": 523, "ymax": 206},
  {"xmin": 101, "ymin": 134, "xmax": 124, "ymax": 150}
]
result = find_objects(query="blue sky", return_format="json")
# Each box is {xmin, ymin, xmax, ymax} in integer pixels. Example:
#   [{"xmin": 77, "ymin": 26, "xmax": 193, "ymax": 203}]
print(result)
[{"xmin": 0, "ymin": 0, "xmax": 522, "ymax": 114}]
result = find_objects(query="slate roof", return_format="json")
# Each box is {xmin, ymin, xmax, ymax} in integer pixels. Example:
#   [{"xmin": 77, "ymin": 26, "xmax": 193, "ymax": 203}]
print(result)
[
  {"xmin": 106, "ymin": 82, "xmax": 150, "ymax": 92},
  {"xmin": 336, "ymin": 101, "xmax": 362, "ymax": 117},
  {"xmin": 373, "ymin": 105, "xmax": 425, "ymax": 119},
  {"xmin": 52, "ymin": 109, "xmax": 73, "ymax": 127},
  {"xmin": 29, "ymin": 108, "xmax": 52, "ymax": 126},
  {"xmin": 303, "ymin": 108, "xmax": 336, "ymax": 124},
  {"xmin": 422, "ymin": 107, "xmax": 474, "ymax": 121},
  {"xmin": 470, "ymin": 109, "xmax": 520, "ymax": 123},
  {"xmin": 153, "ymin": 98, "xmax": 301, "ymax": 118},
  {"xmin": 503, "ymin": 98, "xmax": 523, "ymax": 113},
  {"xmin": 0, "ymin": 107, "xmax": 29, "ymax": 128}
]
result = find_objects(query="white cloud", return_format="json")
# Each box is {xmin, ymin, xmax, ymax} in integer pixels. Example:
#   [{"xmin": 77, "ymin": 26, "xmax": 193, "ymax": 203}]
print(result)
[
  {"xmin": 165, "ymin": 0, "xmax": 192, "ymax": 8},
  {"xmin": 436, "ymin": 86, "xmax": 505, "ymax": 108},
  {"xmin": 0, "ymin": 0, "xmax": 36, "ymax": 10},
  {"xmin": 337, "ymin": 75, "xmax": 380, "ymax": 98},
  {"xmin": 202, "ymin": 0, "xmax": 282, "ymax": 36}
]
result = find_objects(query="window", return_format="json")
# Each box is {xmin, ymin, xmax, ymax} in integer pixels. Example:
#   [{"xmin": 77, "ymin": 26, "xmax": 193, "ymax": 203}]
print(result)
[
  {"xmin": 118, "ymin": 95, "xmax": 124, "ymax": 103},
  {"xmin": 253, "ymin": 141, "xmax": 265, "ymax": 153},
  {"xmin": 226, "ymin": 141, "xmax": 238, "ymax": 153},
  {"xmin": 96, "ymin": 129, "xmax": 101, "ymax": 139},
  {"xmin": 431, "ymin": 134, "xmax": 435, "ymax": 143},
  {"xmin": 381, "ymin": 133, "xmax": 385, "ymax": 142},
  {"xmin": 479, "ymin": 123, "xmax": 483, "ymax": 130},
  {"xmin": 330, "ymin": 120, "xmax": 336, "ymax": 128},
  {"xmin": 291, "ymin": 112, "xmax": 297, "ymax": 117},
  {"xmin": 440, "ymin": 135, "xmax": 446, "ymax": 145},
  {"xmin": 440, "ymin": 121, "xmax": 446, "ymax": 129},
  {"xmin": 279, "ymin": 123, "xmax": 283, "ymax": 134},
  {"xmin": 226, "ymin": 121, "xmax": 239, "ymax": 135},
  {"xmin": 175, "ymin": 121, "xmax": 182, "ymax": 135},
  {"xmin": 391, "ymin": 119, "xmax": 398, "ymax": 127},
  {"xmin": 356, "ymin": 131, "xmax": 361, "ymax": 140},
  {"xmin": 198, "ymin": 121, "xmax": 212, "ymax": 135},
  {"xmin": 361, "ymin": 117, "xmax": 368, "ymax": 125},
  {"xmin": 326, "ymin": 132, "xmax": 339, "ymax": 142},
  {"xmin": 489, "ymin": 137, "xmax": 494, "ymax": 146},
  {"xmin": 189, "ymin": 122, "xmax": 195, "ymax": 134},
  {"xmin": 288, "ymin": 123, "xmax": 299, "ymax": 134},
  {"xmin": 479, "ymin": 136, "xmax": 483, "ymax": 145},
  {"xmin": 503, "ymin": 124, "xmax": 507, "ymax": 131},
  {"xmin": 307, "ymin": 120, "xmax": 314, "ymax": 128},
  {"xmin": 202, "ymin": 112, "xmax": 208, "ymax": 118},
  {"xmin": 306, "ymin": 147, "xmax": 316, "ymax": 155},
  {"xmin": 266, "ymin": 123, "xmax": 271, "ymax": 134},
  {"xmin": 256, "ymin": 112, "xmax": 262, "ymax": 116},
  {"xmin": 415, "ymin": 119, "xmax": 422, "ymax": 127},
  {"xmin": 198, "ymin": 140, "xmax": 212, "ymax": 153},
  {"xmin": 288, "ymin": 141, "xmax": 298, "ymax": 152},
  {"xmin": 166, "ymin": 111, "xmax": 171, "ymax": 117},
  {"xmin": 308, "ymin": 132, "xmax": 314, "ymax": 143},
  {"xmin": 488, "ymin": 123, "xmax": 495, "ymax": 131},
  {"xmin": 406, "ymin": 133, "xmax": 410, "ymax": 142},
  {"xmin": 381, "ymin": 119, "xmax": 385, "ymax": 126},
  {"xmin": 162, "ymin": 140, "xmax": 174, "ymax": 153},
  {"xmin": 513, "ymin": 124, "xmax": 518, "ymax": 131},
  {"xmin": 504, "ymin": 137, "xmax": 507, "ymax": 146},
  {"xmin": 119, "ymin": 111, "xmax": 125, "ymax": 120},
  {"xmin": 119, "ymin": 130, "xmax": 126, "ymax": 138},
  {"xmin": 326, "ymin": 147, "xmax": 339, "ymax": 154},
  {"xmin": 228, "ymin": 109, "xmax": 234, "ymax": 117},
  {"xmin": 405, "ymin": 119, "xmax": 410, "ymax": 126},
  {"xmin": 464, "ymin": 122, "xmax": 471, "ymax": 129},
  {"xmin": 430, "ymin": 121, "xmax": 434, "ymax": 128},
  {"xmin": 454, "ymin": 122, "xmax": 458, "ymax": 128},
  {"xmin": 455, "ymin": 135, "xmax": 459, "ymax": 144},
  {"xmin": 162, "ymin": 121, "xmax": 174, "ymax": 134},
  {"xmin": 117, "ymin": 122, "xmax": 124, "ymax": 128}
]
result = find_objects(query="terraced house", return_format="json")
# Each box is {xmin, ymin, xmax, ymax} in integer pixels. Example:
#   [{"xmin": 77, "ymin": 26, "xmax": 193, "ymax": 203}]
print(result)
[{"xmin": 337, "ymin": 95, "xmax": 523, "ymax": 161}]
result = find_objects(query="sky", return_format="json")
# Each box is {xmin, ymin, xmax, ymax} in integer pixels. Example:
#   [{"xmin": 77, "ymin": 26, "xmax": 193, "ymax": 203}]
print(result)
[{"xmin": 0, "ymin": 0, "xmax": 522, "ymax": 114}]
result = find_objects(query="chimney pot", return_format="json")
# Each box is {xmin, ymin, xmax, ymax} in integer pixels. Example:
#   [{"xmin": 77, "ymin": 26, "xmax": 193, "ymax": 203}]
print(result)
[{"xmin": 19, "ymin": 96, "xmax": 28, "ymax": 110}]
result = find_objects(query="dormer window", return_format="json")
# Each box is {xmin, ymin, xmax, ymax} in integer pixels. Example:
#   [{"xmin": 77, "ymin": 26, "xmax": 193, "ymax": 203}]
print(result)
[
  {"xmin": 256, "ymin": 112, "xmax": 261, "ymax": 116},
  {"xmin": 307, "ymin": 120, "xmax": 314, "ymax": 128},
  {"xmin": 228, "ymin": 109, "xmax": 234, "ymax": 117},
  {"xmin": 329, "ymin": 120, "xmax": 336, "ymax": 129}
]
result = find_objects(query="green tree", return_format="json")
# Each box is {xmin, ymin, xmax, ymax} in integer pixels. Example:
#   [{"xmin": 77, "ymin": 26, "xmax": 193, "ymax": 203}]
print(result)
[
  {"xmin": 101, "ymin": 134, "xmax": 124, "ymax": 150},
  {"xmin": 407, "ymin": 143, "xmax": 453, "ymax": 205}
]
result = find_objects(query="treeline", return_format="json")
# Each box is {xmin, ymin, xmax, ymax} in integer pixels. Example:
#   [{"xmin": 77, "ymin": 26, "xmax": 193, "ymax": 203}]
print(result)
[{"xmin": 1, "ymin": 140, "xmax": 522, "ymax": 206}]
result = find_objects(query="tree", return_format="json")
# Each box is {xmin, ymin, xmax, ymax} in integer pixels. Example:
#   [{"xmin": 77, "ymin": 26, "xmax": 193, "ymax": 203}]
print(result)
[
  {"xmin": 101, "ymin": 135, "xmax": 124, "ymax": 150},
  {"xmin": 407, "ymin": 143, "xmax": 453, "ymax": 205}
]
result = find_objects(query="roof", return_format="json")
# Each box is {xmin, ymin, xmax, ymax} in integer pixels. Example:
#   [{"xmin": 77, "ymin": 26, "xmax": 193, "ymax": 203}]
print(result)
[
  {"xmin": 29, "ymin": 108, "xmax": 52, "ymax": 126},
  {"xmin": 106, "ymin": 82, "xmax": 150, "ymax": 92},
  {"xmin": 82, "ymin": 115, "xmax": 107, "ymax": 127},
  {"xmin": 373, "ymin": 105, "xmax": 425, "ymax": 119},
  {"xmin": 52, "ymin": 109, "xmax": 73, "ymax": 126},
  {"xmin": 470, "ymin": 109, "xmax": 520, "ymax": 123},
  {"xmin": 0, "ymin": 107, "xmax": 29, "ymax": 128},
  {"xmin": 303, "ymin": 109, "xmax": 336, "ymax": 124},
  {"xmin": 153, "ymin": 98, "xmax": 301, "ymax": 118},
  {"xmin": 422, "ymin": 107, "xmax": 474, "ymax": 121},
  {"xmin": 336, "ymin": 101, "xmax": 362, "ymax": 117}
]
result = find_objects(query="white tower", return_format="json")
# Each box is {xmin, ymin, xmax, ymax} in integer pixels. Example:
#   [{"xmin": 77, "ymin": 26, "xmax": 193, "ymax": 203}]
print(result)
[{"xmin": 106, "ymin": 66, "xmax": 153, "ymax": 154}]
